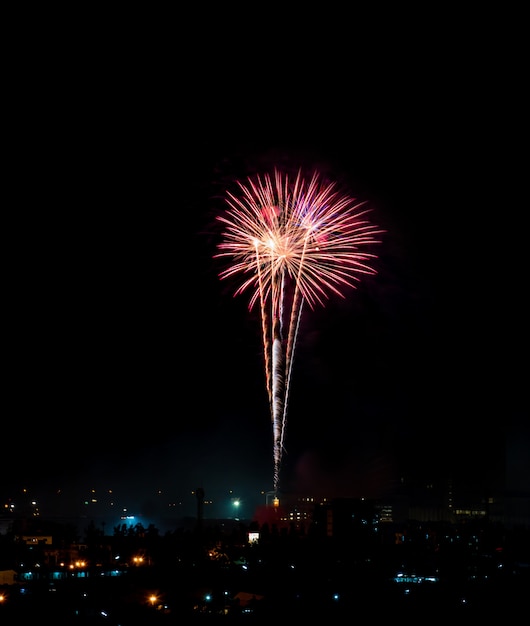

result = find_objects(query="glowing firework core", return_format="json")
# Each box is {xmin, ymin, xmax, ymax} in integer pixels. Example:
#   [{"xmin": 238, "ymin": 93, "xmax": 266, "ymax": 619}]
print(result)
[{"xmin": 215, "ymin": 168, "xmax": 383, "ymax": 494}]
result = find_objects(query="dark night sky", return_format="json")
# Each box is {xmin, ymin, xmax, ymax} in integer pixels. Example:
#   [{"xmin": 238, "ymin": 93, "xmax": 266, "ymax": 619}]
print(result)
[{"xmin": 4, "ymin": 11, "xmax": 527, "ymax": 518}]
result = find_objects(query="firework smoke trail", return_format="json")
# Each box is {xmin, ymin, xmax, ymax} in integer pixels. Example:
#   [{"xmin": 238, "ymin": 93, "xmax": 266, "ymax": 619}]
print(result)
[{"xmin": 215, "ymin": 168, "xmax": 383, "ymax": 494}]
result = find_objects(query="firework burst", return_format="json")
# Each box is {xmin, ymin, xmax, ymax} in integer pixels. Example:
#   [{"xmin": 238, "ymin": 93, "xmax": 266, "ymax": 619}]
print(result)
[{"xmin": 215, "ymin": 168, "xmax": 383, "ymax": 494}]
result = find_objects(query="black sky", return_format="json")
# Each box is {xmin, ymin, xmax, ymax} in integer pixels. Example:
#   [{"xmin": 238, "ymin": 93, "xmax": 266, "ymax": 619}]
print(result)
[{"xmin": 4, "ymin": 11, "xmax": 527, "ymax": 516}]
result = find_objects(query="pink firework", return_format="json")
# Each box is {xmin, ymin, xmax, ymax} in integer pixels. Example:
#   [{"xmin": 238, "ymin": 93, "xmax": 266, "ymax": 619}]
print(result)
[{"xmin": 215, "ymin": 168, "xmax": 383, "ymax": 494}]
